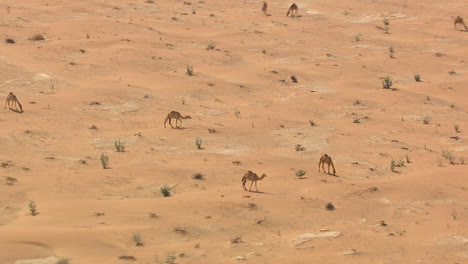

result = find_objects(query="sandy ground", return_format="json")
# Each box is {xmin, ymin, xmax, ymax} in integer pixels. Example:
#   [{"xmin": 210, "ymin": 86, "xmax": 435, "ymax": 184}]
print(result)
[{"xmin": 1, "ymin": 0, "xmax": 468, "ymax": 263}]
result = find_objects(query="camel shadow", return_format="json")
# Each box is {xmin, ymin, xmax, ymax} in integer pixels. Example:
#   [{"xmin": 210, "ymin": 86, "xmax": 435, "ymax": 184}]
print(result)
[
  {"xmin": 245, "ymin": 190, "xmax": 274, "ymax": 195},
  {"xmin": 7, "ymin": 108, "xmax": 23, "ymax": 114}
]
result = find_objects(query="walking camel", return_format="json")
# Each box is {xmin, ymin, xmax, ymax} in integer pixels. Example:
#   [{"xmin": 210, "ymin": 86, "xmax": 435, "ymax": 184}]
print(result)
[
  {"xmin": 454, "ymin": 16, "xmax": 468, "ymax": 30},
  {"xmin": 286, "ymin": 3, "xmax": 298, "ymax": 17},
  {"xmin": 241, "ymin": 171, "xmax": 267, "ymax": 192},
  {"xmin": 5, "ymin": 92, "xmax": 23, "ymax": 112},
  {"xmin": 164, "ymin": 111, "xmax": 191, "ymax": 129},
  {"xmin": 262, "ymin": 2, "xmax": 268, "ymax": 15},
  {"xmin": 319, "ymin": 154, "xmax": 336, "ymax": 176}
]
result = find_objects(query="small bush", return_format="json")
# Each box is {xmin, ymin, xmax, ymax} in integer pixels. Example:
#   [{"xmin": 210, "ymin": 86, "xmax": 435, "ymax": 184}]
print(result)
[
  {"xmin": 166, "ymin": 252, "xmax": 176, "ymax": 264},
  {"xmin": 383, "ymin": 18, "xmax": 390, "ymax": 25},
  {"xmin": 353, "ymin": 99, "xmax": 360, "ymax": 105},
  {"xmin": 186, "ymin": 65, "xmax": 194, "ymax": 76},
  {"xmin": 354, "ymin": 33, "xmax": 361, "ymax": 41},
  {"xmin": 384, "ymin": 25, "xmax": 390, "ymax": 34},
  {"xmin": 55, "ymin": 257, "xmax": 71, "ymax": 264},
  {"xmin": 414, "ymin": 74, "xmax": 421, "ymax": 82},
  {"xmin": 422, "ymin": 115, "xmax": 431, "ymax": 124},
  {"xmin": 389, "ymin": 47, "xmax": 394, "ymax": 58},
  {"xmin": 29, "ymin": 34, "xmax": 45, "ymax": 41},
  {"xmin": 29, "ymin": 201, "xmax": 38, "ymax": 216},
  {"xmin": 324, "ymin": 202, "xmax": 335, "ymax": 211},
  {"xmin": 234, "ymin": 108, "xmax": 240, "ymax": 118},
  {"xmin": 309, "ymin": 120, "xmax": 316, "ymax": 126},
  {"xmin": 295, "ymin": 144, "xmax": 306, "ymax": 151},
  {"xmin": 114, "ymin": 139, "xmax": 126, "ymax": 152},
  {"xmin": 295, "ymin": 169, "xmax": 307, "ymax": 179},
  {"xmin": 442, "ymin": 150, "xmax": 455, "ymax": 164},
  {"xmin": 448, "ymin": 70, "xmax": 456, "ymax": 75},
  {"xmin": 132, "ymin": 233, "xmax": 143, "ymax": 246},
  {"xmin": 161, "ymin": 185, "xmax": 171, "ymax": 197},
  {"xmin": 100, "ymin": 153, "xmax": 109, "ymax": 169},
  {"xmin": 195, "ymin": 137, "xmax": 202, "ymax": 149},
  {"xmin": 208, "ymin": 128, "xmax": 218, "ymax": 133},
  {"xmin": 206, "ymin": 41, "xmax": 216, "ymax": 50},
  {"xmin": 382, "ymin": 76, "xmax": 393, "ymax": 89},
  {"xmin": 5, "ymin": 38, "xmax": 15, "ymax": 44},
  {"xmin": 454, "ymin": 124, "xmax": 461, "ymax": 133},
  {"xmin": 192, "ymin": 173, "xmax": 205, "ymax": 180},
  {"xmin": 390, "ymin": 160, "xmax": 396, "ymax": 172}
]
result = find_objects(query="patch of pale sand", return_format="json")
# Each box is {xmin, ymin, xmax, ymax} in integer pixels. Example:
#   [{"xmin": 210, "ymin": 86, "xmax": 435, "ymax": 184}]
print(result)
[
  {"xmin": 349, "ymin": 12, "xmax": 417, "ymax": 23},
  {"xmin": 79, "ymin": 102, "xmax": 141, "ymax": 113},
  {"xmin": 33, "ymin": 73, "xmax": 52, "ymax": 81},
  {"xmin": 15, "ymin": 257, "xmax": 57, "ymax": 264}
]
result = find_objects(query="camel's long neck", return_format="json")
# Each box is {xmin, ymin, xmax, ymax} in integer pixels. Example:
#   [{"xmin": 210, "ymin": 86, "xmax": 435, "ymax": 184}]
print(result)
[
  {"xmin": 259, "ymin": 175, "xmax": 266, "ymax": 180},
  {"xmin": 182, "ymin": 116, "xmax": 190, "ymax": 119}
]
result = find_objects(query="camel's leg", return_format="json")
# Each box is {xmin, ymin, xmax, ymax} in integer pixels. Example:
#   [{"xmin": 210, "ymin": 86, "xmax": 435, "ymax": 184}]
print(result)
[
  {"xmin": 330, "ymin": 160, "xmax": 336, "ymax": 175},
  {"xmin": 249, "ymin": 181, "xmax": 254, "ymax": 191},
  {"xmin": 178, "ymin": 118, "xmax": 182, "ymax": 128},
  {"xmin": 255, "ymin": 181, "xmax": 258, "ymax": 191},
  {"xmin": 168, "ymin": 118, "xmax": 174, "ymax": 128},
  {"xmin": 4, "ymin": 98, "xmax": 8, "ymax": 109},
  {"xmin": 322, "ymin": 161, "xmax": 326, "ymax": 172},
  {"xmin": 318, "ymin": 160, "xmax": 321, "ymax": 172}
]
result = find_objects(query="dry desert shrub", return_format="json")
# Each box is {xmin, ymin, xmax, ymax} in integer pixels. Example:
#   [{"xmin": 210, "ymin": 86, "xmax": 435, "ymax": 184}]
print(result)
[{"xmin": 29, "ymin": 34, "xmax": 45, "ymax": 41}]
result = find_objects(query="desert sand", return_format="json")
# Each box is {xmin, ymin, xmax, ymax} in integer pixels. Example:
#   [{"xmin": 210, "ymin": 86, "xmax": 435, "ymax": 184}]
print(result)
[{"xmin": 1, "ymin": 0, "xmax": 467, "ymax": 263}]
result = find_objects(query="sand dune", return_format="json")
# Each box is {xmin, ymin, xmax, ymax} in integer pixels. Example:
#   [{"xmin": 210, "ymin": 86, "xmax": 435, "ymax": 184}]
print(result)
[{"xmin": 1, "ymin": 0, "xmax": 467, "ymax": 263}]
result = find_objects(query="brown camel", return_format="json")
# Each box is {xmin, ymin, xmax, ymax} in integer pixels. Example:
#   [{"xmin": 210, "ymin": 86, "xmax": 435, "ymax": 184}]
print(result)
[
  {"xmin": 241, "ymin": 171, "xmax": 267, "ymax": 192},
  {"xmin": 319, "ymin": 154, "xmax": 336, "ymax": 176},
  {"xmin": 5, "ymin": 92, "xmax": 23, "ymax": 112},
  {"xmin": 454, "ymin": 16, "xmax": 468, "ymax": 30},
  {"xmin": 286, "ymin": 3, "xmax": 298, "ymax": 17},
  {"xmin": 164, "ymin": 111, "xmax": 191, "ymax": 128}
]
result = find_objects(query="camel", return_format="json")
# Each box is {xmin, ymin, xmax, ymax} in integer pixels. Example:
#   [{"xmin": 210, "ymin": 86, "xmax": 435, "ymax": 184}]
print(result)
[
  {"xmin": 319, "ymin": 154, "xmax": 336, "ymax": 176},
  {"xmin": 241, "ymin": 171, "xmax": 267, "ymax": 192},
  {"xmin": 5, "ymin": 92, "xmax": 23, "ymax": 112},
  {"xmin": 262, "ymin": 2, "xmax": 268, "ymax": 15},
  {"xmin": 286, "ymin": 3, "xmax": 298, "ymax": 17},
  {"xmin": 164, "ymin": 111, "xmax": 191, "ymax": 128},
  {"xmin": 454, "ymin": 16, "xmax": 468, "ymax": 30}
]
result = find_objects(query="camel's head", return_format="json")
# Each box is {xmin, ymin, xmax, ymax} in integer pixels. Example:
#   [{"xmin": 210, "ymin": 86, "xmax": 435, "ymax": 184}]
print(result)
[
  {"xmin": 261, "ymin": 174, "xmax": 267, "ymax": 178},
  {"xmin": 185, "ymin": 115, "xmax": 192, "ymax": 119}
]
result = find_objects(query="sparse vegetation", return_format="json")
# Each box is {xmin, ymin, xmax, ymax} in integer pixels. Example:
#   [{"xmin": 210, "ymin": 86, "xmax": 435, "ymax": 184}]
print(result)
[
  {"xmin": 414, "ymin": 74, "xmax": 421, "ymax": 82},
  {"xmin": 454, "ymin": 124, "xmax": 461, "ymax": 133},
  {"xmin": 55, "ymin": 257, "xmax": 70, "ymax": 264},
  {"xmin": 442, "ymin": 150, "xmax": 456, "ymax": 165},
  {"xmin": 390, "ymin": 160, "xmax": 396, "ymax": 172},
  {"xmin": 181, "ymin": 98, "xmax": 186, "ymax": 105},
  {"xmin": 29, "ymin": 201, "xmax": 38, "ymax": 216},
  {"xmin": 422, "ymin": 115, "xmax": 431, "ymax": 124},
  {"xmin": 295, "ymin": 169, "xmax": 307, "ymax": 179},
  {"xmin": 234, "ymin": 108, "xmax": 241, "ymax": 118},
  {"xmin": 325, "ymin": 202, "xmax": 335, "ymax": 211},
  {"xmin": 384, "ymin": 25, "xmax": 390, "ymax": 34},
  {"xmin": 186, "ymin": 65, "xmax": 194, "ymax": 76},
  {"xmin": 389, "ymin": 47, "xmax": 394, "ymax": 58},
  {"xmin": 160, "ymin": 185, "xmax": 172, "ymax": 197},
  {"xmin": 353, "ymin": 99, "xmax": 360, "ymax": 105},
  {"xmin": 29, "ymin": 34, "xmax": 45, "ymax": 41},
  {"xmin": 295, "ymin": 144, "xmax": 306, "ymax": 151},
  {"xmin": 354, "ymin": 33, "xmax": 361, "ymax": 41},
  {"xmin": 382, "ymin": 76, "xmax": 393, "ymax": 89},
  {"xmin": 100, "ymin": 153, "xmax": 109, "ymax": 169},
  {"xmin": 5, "ymin": 38, "xmax": 15, "ymax": 44},
  {"xmin": 208, "ymin": 128, "xmax": 218, "ymax": 133},
  {"xmin": 232, "ymin": 160, "xmax": 242, "ymax": 165},
  {"xmin": 383, "ymin": 18, "xmax": 390, "ymax": 25},
  {"xmin": 166, "ymin": 252, "xmax": 176, "ymax": 264},
  {"xmin": 5, "ymin": 176, "xmax": 17, "ymax": 186},
  {"xmin": 309, "ymin": 120, "xmax": 316, "ymax": 126},
  {"xmin": 206, "ymin": 41, "xmax": 216, "ymax": 50},
  {"xmin": 448, "ymin": 70, "xmax": 456, "ymax": 75},
  {"xmin": 192, "ymin": 173, "xmax": 205, "ymax": 180},
  {"xmin": 195, "ymin": 137, "xmax": 202, "ymax": 149},
  {"xmin": 114, "ymin": 139, "xmax": 126, "ymax": 152},
  {"xmin": 132, "ymin": 233, "xmax": 143, "ymax": 247}
]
